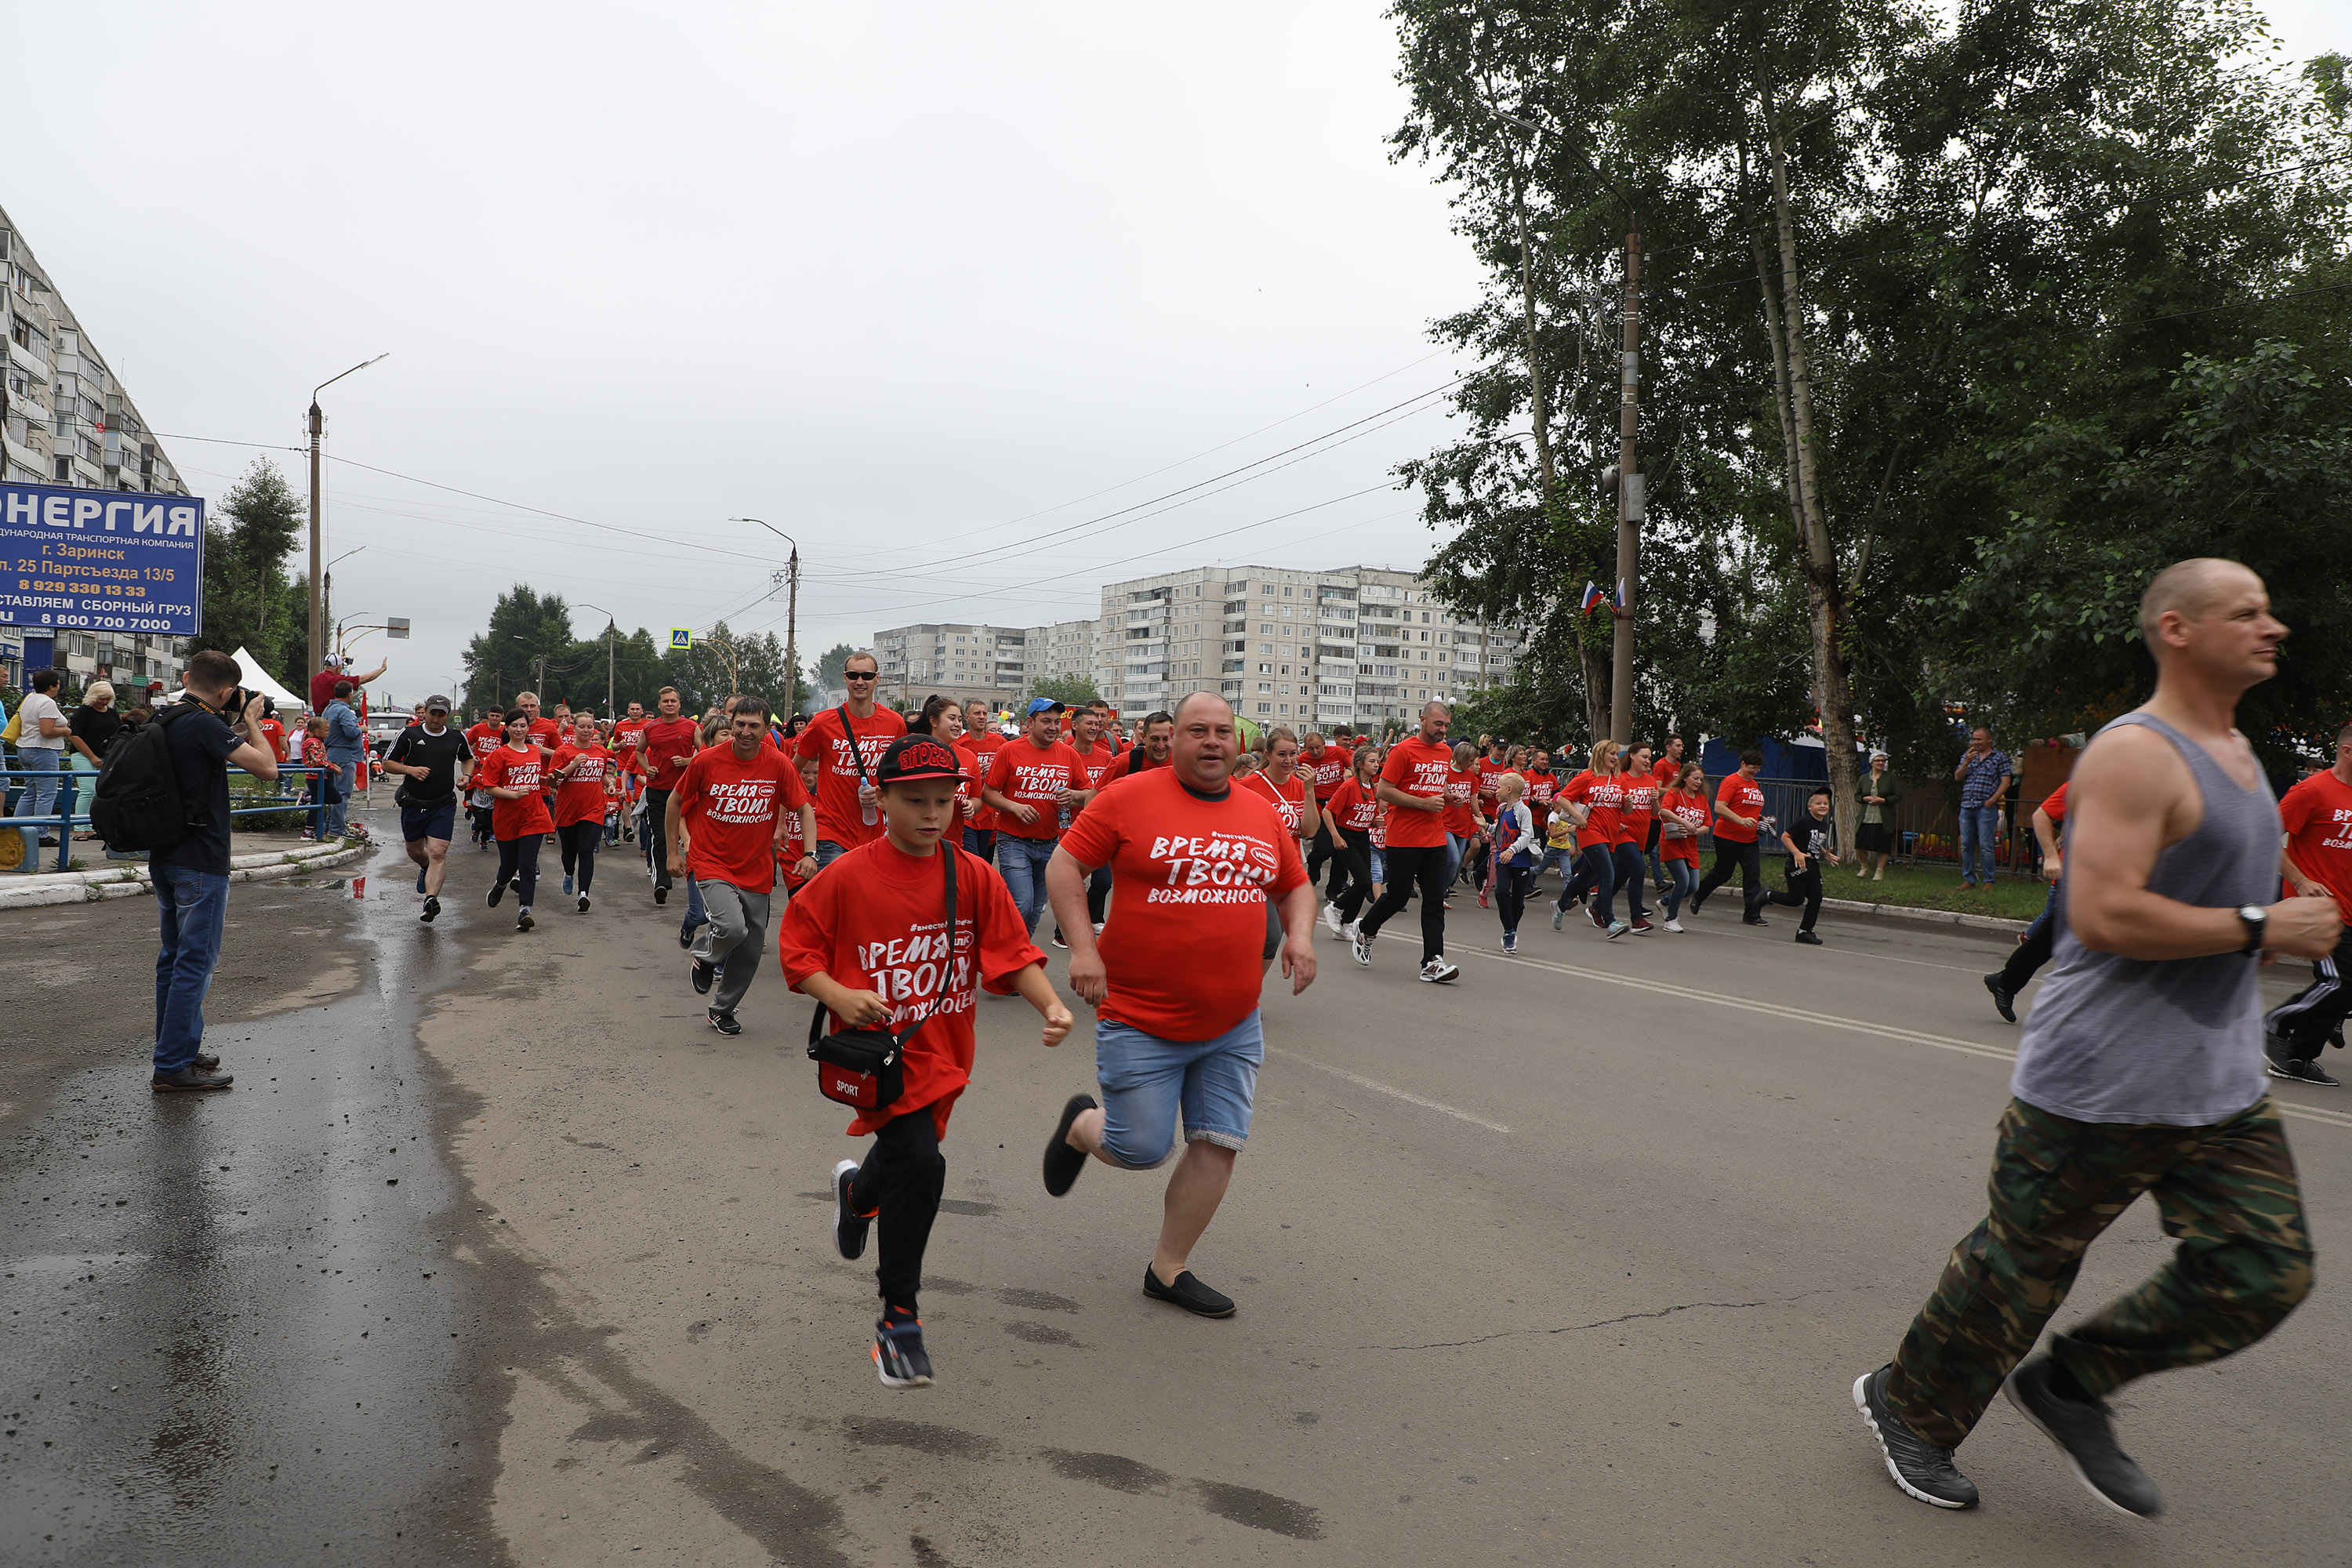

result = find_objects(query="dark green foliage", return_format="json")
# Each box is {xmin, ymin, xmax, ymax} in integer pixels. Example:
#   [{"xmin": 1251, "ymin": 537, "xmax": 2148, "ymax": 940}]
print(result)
[
  {"xmin": 193, "ymin": 459, "xmax": 307, "ymax": 677},
  {"xmin": 1030, "ymin": 673, "xmax": 1100, "ymax": 706}
]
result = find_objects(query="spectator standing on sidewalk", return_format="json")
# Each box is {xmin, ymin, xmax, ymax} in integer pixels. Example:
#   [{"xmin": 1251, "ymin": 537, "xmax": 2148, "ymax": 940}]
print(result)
[
  {"xmin": 151, "ymin": 650, "xmax": 280, "ymax": 1091},
  {"xmin": 1954, "ymin": 726, "xmax": 2013, "ymax": 887},
  {"xmin": 1856, "ymin": 752, "xmax": 1902, "ymax": 881},
  {"xmin": 321, "ymin": 681, "xmax": 365, "ymax": 838},
  {"xmin": 14, "ymin": 668, "xmax": 70, "ymax": 852}
]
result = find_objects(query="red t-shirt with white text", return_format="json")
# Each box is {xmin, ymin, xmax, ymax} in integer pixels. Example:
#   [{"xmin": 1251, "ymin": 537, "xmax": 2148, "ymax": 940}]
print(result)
[
  {"xmin": 1443, "ymin": 770, "xmax": 1480, "ymax": 837},
  {"xmin": 985, "ymin": 739, "xmax": 1089, "ymax": 841},
  {"xmin": 795, "ymin": 706, "xmax": 908, "ymax": 848},
  {"xmin": 550, "ymin": 744, "xmax": 616, "ymax": 827},
  {"xmin": 1240, "ymin": 769, "xmax": 1309, "ymax": 835},
  {"xmin": 956, "ymin": 731, "xmax": 1005, "ymax": 831},
  {"xmin": 1714, "ymin": 773, "xmax": 1766, "ymax": 844},
  {"xmin": 1561, "ymin": 769, "xmax": 1624, "ymax": 844},
  {"xmin": 474, "ymin": 745, "xmax": 553, "ymax": 839},
  {"xmin": 612, "ymin": 717, "xmax": 648, "ymax": 775},
  {"xmin": 1060, "ymin": 768, "xmax": 1307, "ymax": 1041},
  {"xmin": 1659, "ymin": 787, "xmax": 1708, "ymax": 865},
  {"xmin": 675, "ymin": 742, "xmax": 810, "ymax": 893},
  {"xmin": 1327, "ymin": 776, "xmax": 1378, "ymax": 833},
  {"xmin": 1378, "ymin": 737, "xmax": 1454, "ymax": 849},
  {"xmin": 1305, "ymin": 746, "xmax": 1349, "ymax": 803},
  {"xmin": 1615, "ymin": 770, "xmax": 1660, "ymax": 847},
  {"xmin": 779, "ymin": 839, "xmax": 1046, "ymax": 1138},
  {"xmin": 2280, "ymin": 769, "xmax": 2352, "ymax": 901}
]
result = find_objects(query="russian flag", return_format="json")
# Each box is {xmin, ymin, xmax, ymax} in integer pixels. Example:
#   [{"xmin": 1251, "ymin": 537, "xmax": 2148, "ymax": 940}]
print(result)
[
  {"xmin": 1614, "ymin": 579, "xmax": 1628, "ymax": 612},
  {"xmin": 1580, "ymin": 581, "xmax": 1606, "ymax": 613}
]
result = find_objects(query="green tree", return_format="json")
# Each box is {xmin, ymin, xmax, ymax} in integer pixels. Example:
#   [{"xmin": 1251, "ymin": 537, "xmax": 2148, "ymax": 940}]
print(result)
[
  {"xmin": 811, "ymin": 643, "xmax": 858, "ymax": 699},
  {"xmin": 193, "ymin": 459, "xmax": 306, "ymax": 677},
  {"xmin": 459, "ymin": 586, "xmax": 575, "ymax": 715},
  {"xmin": 1029, "ymin": 672, "xmax": 1100, "ymax": 706}
]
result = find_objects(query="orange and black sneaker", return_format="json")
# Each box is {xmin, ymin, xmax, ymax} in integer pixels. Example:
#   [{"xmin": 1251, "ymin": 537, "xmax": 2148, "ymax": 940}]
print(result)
[
  {"xmin": 832, "ymin": 1159, "xmax": 877, "ymax": 1260},
  {"xmin": 873, "ymin": 1317, "xmax": 933, "ymax": 1388}
]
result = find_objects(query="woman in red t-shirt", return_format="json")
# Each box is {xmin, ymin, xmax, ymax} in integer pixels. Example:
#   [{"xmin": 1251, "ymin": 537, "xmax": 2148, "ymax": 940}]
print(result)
[
  {"xmin": 1240, "ymin": 728, "xmax": 1321, "ymax": 844},
  {"xmin": 1553, "ymin": 739, "xmax": 1629, "ymax": 934},
  {"xmin": 474, "ymin": 713, "xmax": 554, "ymax": 931},
  {"xmin": 1656, "ymin": 759, "xmax": 1711, "ymax": 930},
  {"xmin": 779, "ymin": 734, "xmax": 1071, "ymax": 1389},
  {"xmin": 1443, "ymin": 741, "xmax": 1483, "ymax": 896},
  {"xmin": 1608, "ymin": 742, "xmax": 1659, "ymax": 931},
  {"xmin": 1321, "ymin": 746, "xmax": 1382, "ymax": 937},
  {"xmin": 549, "ymin": 712, "xmax": 617, "ymax": 913}
]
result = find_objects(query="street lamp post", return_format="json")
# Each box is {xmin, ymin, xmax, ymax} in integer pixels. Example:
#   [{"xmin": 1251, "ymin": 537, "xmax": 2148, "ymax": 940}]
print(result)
[
  {"xmin": 575, "ymin": 602, "xmax": 618, "ymax": 717},
  {"xmin": 307, "ymin": 354, "xmax": 388, "ymax": 683},
  {"xmin": 732, "ymin": 518, "xmax": 799, "ymax": 716}
]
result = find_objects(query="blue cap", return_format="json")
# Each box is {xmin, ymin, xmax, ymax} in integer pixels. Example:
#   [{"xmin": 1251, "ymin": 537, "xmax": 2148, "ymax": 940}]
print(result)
[{"xmin": 1025, "ymin": 697, "xmax": 1064, "ymax": 717}]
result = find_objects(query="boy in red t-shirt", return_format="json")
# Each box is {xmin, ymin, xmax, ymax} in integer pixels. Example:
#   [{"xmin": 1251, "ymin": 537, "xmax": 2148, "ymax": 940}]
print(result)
[
  {"xmin": 782, "ymin": 733, "xmax": 1069, "ymax": 1389},
  {"xmin": 1040, "ymin": 692, "xmax": 1312, "ymax": 1323},
  {"xmin": 669, "ymin": 699, "xmax": 813, "ymax": 1034}
]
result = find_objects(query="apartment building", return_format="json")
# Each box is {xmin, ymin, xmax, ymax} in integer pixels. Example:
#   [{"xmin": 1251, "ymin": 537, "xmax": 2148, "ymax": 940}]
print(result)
[
  {"xmin": 0, "ymin": 205, "xmax": 193, "ymax": 691},
  {"xmin": 874, "ymin": 564, "xmax": 1518, "ymax": 736}
]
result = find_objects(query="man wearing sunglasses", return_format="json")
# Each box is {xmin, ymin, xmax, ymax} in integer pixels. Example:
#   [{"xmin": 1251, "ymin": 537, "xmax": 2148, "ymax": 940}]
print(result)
[{"xmin": 795, "ymin": 650, "xmax": 909, "ymax": 870}]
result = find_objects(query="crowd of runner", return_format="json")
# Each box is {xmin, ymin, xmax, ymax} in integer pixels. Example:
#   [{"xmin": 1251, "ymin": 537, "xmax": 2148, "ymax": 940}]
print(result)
[{"xmin": 334, "ymin": 568, "xmax": 2350, "ymax": 1524}]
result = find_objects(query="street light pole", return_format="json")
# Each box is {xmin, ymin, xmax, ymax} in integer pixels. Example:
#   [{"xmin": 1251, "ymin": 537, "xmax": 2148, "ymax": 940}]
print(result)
[
  {"xmin": 733, "ymin": 518, "xmax": 799, "ymax": 715},
  {"xmin": 307, "ymin": 354, "xmax": 388, "ymax": 683}
]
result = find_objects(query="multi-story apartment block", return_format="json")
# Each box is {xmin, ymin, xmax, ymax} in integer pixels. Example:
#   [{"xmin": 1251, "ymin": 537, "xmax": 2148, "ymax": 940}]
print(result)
[
  {"xmin": 0, "ymin": 205, "xmax": 192, "ymax": 691},
  {"xmin": 874, "ymin": 564, "xmax": 1519, "ymax": 737}
]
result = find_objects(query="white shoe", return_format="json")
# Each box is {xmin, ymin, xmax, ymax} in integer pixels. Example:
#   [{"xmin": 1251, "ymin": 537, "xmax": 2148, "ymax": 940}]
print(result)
[
  {"xmin": 1417, "ymin": 957, "xmax": 1460, "ymax": 984},
  {"xmin": 1350, "ymin": 926, "xmax": 1374, "ymax": 967},
  {"xmin": 1664, "ymin": 919, "xmax": 1683, "ymax": 933},
  {"xmin": 1323, "ymin": 902, "xmax": 1342, "ymax": 936}
]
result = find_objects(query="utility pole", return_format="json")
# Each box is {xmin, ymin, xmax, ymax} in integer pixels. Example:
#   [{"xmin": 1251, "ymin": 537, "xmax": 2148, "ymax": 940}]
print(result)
[
  {"xmin": 577, "ymin": 603, "xmax": 618, "ymax": 717},
  {"xmin": 1610, "ymin": 227, "xmax": 1642, "ymax": 744},
  {"xmin": 735, "ymin": 519, "xmax": 800, "ymax": 714},
  {"xmin": 305, "ymin": 354, "xmax": 387, "ymax": 686}
]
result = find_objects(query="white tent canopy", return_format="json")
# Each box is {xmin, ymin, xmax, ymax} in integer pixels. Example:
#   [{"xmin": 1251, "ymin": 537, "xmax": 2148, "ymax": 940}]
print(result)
[{"xmin": 227, "ymin": 646, "xmax": 307, "ymax": 712}]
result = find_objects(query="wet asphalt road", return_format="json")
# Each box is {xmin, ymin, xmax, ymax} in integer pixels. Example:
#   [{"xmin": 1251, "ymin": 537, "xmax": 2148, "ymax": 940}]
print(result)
[{"xmin": 1, "ymin": 837, "xmax": 507, "ymax": 1566}]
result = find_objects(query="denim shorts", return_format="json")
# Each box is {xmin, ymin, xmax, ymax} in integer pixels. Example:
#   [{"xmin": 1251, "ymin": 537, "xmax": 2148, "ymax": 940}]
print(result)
[{"xmin": 1095, "ymin": 1010, "xmax": 1264, "ymax": 1167}]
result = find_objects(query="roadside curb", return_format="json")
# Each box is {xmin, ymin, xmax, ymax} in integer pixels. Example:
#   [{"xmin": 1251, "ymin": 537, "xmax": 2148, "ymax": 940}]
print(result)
[
  {"xmin": 0, "ymin": 840, "xmax": 376, "ymax": 910},
  {"xmin": 1820, "ymin": 894, "xmax": 2028, "ymax": 935}
]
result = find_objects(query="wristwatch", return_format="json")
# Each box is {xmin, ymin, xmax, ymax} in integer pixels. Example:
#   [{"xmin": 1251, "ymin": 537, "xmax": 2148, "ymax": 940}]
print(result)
[{"xmin": 2237, "ymin": 905, "xmax": 2267, "ymax": 955}]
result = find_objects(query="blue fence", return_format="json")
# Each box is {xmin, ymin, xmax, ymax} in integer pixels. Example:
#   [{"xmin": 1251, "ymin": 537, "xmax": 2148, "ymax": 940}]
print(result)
[{"xmin": 2, "ymin": 761, "xmax": 336, "ymax": 873}]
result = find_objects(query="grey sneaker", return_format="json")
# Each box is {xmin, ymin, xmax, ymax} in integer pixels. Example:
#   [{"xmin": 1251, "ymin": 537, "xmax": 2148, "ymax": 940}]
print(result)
[
  {"xmin": 1984, "ymin": 972, "xmax": 2017, "ymax": 1023},
  {"xmin": 2266, "ymin": 1054, "xmax": 2342, "ymax": 1087},
  {"xmin": 1853, "ymin": 1365, "xmax": 1978, "ymax": 1509},
  {"xmin": 2003, "ymin": 1355, "xmax": 2163, "ymax": 1517}
]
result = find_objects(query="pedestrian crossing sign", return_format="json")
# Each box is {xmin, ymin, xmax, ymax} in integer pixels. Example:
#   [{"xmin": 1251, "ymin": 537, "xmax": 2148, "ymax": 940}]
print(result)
[{"xmin": 669, "ymin": 627, "xmax": 694, "ymax": 651}]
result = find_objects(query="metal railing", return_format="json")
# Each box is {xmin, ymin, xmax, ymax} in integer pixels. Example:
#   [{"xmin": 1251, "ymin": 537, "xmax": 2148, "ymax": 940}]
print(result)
[
  {"xmin": 1704, "ymin": 775, "xmax": 2031, "ymax": 873},
  {"xmin": 2, "ymin": 760, "xmax": 340, "ymax": 873}
]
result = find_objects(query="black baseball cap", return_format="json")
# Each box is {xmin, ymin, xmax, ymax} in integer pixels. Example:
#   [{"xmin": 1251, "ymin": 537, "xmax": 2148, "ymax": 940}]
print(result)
[{"xmin": 875, "ymin": 734, "xmax": 966, "ymax": 786}]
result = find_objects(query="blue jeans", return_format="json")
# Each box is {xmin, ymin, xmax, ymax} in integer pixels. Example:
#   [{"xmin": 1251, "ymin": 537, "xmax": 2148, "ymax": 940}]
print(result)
[
  {"xmin": 1444, "ymin": 832, "xmax": 1468, "ymax": 888},
  {"xmin": 151, "ymin": 862, "xmax": 230, "ymax": 1075},
  {"xmin": 1095, "ymin": 1010, "xmax": 1265, "ymax": 1165},
  {"xmin": 961, "ymin": 827, "xmax": 996, "ymax": 864},
  {"xmin": 1662, "ymin": 858, "xmax": 1698, "ymax": 920},
  {"xmin": 682, "ymin": 874, "xmax": 707, "ymax": 935},
  {"xmin": 815, "ymin": 838, "xmax": 851, "ymax": 871},
  {"xmin": 1369, "ymin": 847, "xmax": 1385, "ymax": 887},
  {"xmin": 995, "ymin": 833, "xmax": 1057, "ymax": 934},
  {"xmin": 1958, "ymin": 804, "xmax": 2002, "ymax": 884},
  {"xmin": 17, "ymin": 745, "xmax": 63, "ymax": 860},
  {"xmin": 323, "ymin": 753, "xmax": 361, "ymax": 836}
]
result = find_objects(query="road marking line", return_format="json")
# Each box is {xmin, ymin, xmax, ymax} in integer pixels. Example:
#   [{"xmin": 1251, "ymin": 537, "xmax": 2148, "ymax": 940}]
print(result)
[
  {"xmin": 1269, "ymin": 1047, "xmax": 1512, "ymax": 1134},
  {"xmin": 1369, "ymin": 931, "xmax": 2352, "ymax": 1134}
]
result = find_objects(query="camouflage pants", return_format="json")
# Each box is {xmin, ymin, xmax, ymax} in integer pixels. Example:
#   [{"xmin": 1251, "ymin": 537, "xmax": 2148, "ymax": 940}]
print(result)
[{"xmin": 1886, "ymin": 1095, "xmax": 2313, "ymax": 1450}]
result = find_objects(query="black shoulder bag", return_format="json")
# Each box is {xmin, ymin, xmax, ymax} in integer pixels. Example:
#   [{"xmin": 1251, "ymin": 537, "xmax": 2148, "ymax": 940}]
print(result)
[{"xmin": 807, "ymin": 845, "xmax": 956, "ymax": 1111}]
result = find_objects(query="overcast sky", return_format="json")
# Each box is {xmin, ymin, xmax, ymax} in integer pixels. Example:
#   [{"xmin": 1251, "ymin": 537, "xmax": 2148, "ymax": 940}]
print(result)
[{"xmin": 9, "ymin": 0, "xmax": 2343, "ymax": 706}]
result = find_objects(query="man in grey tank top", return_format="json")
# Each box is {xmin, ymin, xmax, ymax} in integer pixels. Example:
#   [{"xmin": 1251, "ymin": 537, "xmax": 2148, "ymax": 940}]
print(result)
[{"xmin": 1853, "ymin": 560, "xmax": 2337, "ymax": 1518}]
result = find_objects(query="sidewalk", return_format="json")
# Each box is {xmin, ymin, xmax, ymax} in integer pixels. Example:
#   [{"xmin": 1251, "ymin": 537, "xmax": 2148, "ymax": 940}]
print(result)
[{"xmin": 0, "ymin": 834, "xmax": 374, "ymax": 909}]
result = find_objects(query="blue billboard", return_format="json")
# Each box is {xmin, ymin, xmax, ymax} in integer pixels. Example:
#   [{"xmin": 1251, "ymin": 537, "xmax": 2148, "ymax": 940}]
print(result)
[{"xmin": 1, "ymin": 480, "xmax": 205, "ymax": 637}]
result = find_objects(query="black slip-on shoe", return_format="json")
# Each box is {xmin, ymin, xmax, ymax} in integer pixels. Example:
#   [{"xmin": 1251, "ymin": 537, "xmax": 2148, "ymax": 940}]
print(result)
[
  {"xmin": 1795, "ymin": 929, "xmax": 1824, "ymax": 946},
  {"xmin": 1144, "ymin": 1265, "xmax": 1236, "ymax": 1319},
  {"xmin": 1044, "ymin": 1094, "xmax": 1096, "ymax": 1196},
  {"xmin": 832, "ymin": 1159, "xmax": 874, "ymax": 1260},
  {"xmin": 1984, "ymin": 972, "xmax": 2016, "ymax": 1023},
  {"xmin": 421, "ymin": 895, "xmax": 441, "ymax": 924},
  {"xmin": 691, "ymin": 957, "xmax": 717, "ymax": 995},
  {"xmin": 152, "ymin": 1066, "xmax": 234, "ymax": 1093},
  {"xmin": 654, "ymin": 884, "xmax": 668, "ymax": 905},
  {"xmin": 2003, "ymin": 1355, "xmax": 2162, "ymax": 1518},
  {"xmin": 191, "ymin": 1051, "xmax": 220, "ymax": 1071},
  {"xmin": 1853, "ymin": 1364, "xmax": 1977, "ymax": 1509},
  {"xmin": 486, "ymin": 880, "xmax": 505, "ymax": 909}
]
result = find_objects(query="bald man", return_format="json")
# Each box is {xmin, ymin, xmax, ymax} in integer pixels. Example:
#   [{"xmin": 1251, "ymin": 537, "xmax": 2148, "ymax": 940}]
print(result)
[{"xmin": 1855, "ymin": 558, "xmax": 2332, "ymax": 1518}]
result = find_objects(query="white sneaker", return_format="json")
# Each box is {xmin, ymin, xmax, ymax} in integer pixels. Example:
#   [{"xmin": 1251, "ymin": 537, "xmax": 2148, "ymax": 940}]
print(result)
[
  {"xmin": 1350, "ymin": 926, "xmax": 1374, "ymax": 967},
  {"xmin": 1323, "ymin": 902, "xmax": 1342, "ymax": 936},
  {"xmin": 1664, "ymin": 919, "xmax": 1683, "ymax": 933},
  {"xmin": 1417, "ymin": 957, "xmax": 1460, "ymax": 984}
]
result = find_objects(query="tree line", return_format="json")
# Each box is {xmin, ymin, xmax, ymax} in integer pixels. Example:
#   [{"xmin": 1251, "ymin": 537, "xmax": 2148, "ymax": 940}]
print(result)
[{"xmin": 1392, "ymin": 0, "xmax": 2351, "ymax": 830}]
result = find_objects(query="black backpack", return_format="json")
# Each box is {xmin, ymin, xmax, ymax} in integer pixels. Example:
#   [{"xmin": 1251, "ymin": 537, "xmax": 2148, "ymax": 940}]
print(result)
[{"xmin": 89, "ymin": 702, "xmax": 205, "ymax": 854}]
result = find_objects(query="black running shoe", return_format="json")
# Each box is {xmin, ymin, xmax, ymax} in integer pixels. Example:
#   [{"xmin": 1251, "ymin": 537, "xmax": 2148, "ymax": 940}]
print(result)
[
  {"xmin": 1795, "ymin": 929, "xmax": 1824, "ymax": 946},
  {"xmin": 1853, "ymin": 1364, "xmax": 1978, "ymax": 1509},
  {"xmin": 151, "ymin": 1065, "xmax": 234, "ymax": 1093},
  {"xmin": 2265, "ymin": 1055, "xmax": 2341, "ymax": 1087},
  {"xmin": 1743, "ymin": 915, "xmax": 1770, "ymax": 927},
  {"xmin": 516, "ymin": 909, "xmax": 534, "ymax": 932},
  {"xmin": 654, "ymin": 884, "xmax": 668, "ymax": 906},
  {"xmin": 1044, "ymin": 1094, "xmax": 1096, "ymax": 1196},
  {"xmin": 1144, "ymin": 1265, "xmax": 1236, "ymax": 1318},
  {"xmin": 832, "ymin": 1159, "xmax": 873, "ymax": 1260},
  {"xmin": 2003, "ymin": 1355, "xmax": 2162, "ymax": 1517},
  {"xmin": 707, "ymin": 1009, "xmax": 741, "ymax": 1036},
  {"xmin": 487, "ymin": 880, "xmax": 505, "ymax": 909},
  {"xmin": 691, "ymin": 957, "xmax": 717, "ymax": 995},
  {"xmin": 420, "ymin": 895, "xmax": 441, "ymax": 924},
  {"xmin": 1984, "ymin": 972, "xmax": 2017, "ymax": 1023},
  {"xmin": 578, "ymin": 895, "xmax": 591, "ymax": 913},
  {"xmin": 873, "ymin": 1318, "xmax": 933, "ymax": 1388}
]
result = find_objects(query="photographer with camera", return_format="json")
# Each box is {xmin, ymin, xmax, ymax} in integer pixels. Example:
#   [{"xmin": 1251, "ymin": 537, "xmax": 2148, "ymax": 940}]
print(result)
[
  {"xmin": 144, "ymin": 651, "xmax": 280, "ymax": 1091},
  {"xmin": 380, "ymin": 694, "xmax": 473, "ymax": 924}
]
